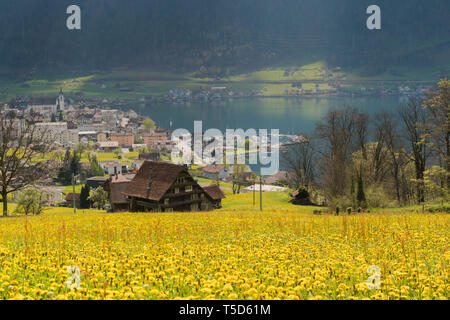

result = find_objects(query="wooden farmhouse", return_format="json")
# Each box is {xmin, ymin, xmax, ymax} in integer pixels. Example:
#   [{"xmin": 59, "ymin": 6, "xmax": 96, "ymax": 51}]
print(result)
[{"xmin": 122, "ymin": 161, "xmax": 225, "ymax": 212}]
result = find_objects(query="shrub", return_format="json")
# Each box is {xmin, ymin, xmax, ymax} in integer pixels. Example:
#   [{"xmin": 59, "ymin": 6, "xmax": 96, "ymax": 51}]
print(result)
[
  {"xmin": 365, "ymin": 186, "xmax": 398, "ymax": 208},
  {"xmin": 346, "ymin": 207, "xmax": 352, "ymax": 214},
  {"xmin": 15, "ymin": 188, "xmax": 44, "ymax": 215},
  {"xmin": 291, "ymin": 187, "xmax": 313, "ymax": 205},
  {"xmin": 88, "ymin": 187, "xmax": 108, "ymax": 210}
]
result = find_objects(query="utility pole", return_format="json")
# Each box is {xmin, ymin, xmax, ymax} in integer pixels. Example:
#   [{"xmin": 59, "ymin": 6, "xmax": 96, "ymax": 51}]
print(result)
[
  {"xmin": 258, "ymin": 139, "xmax": 262, "ymax": 211},
  {"xmin": 253, "ymin": 179, "xmax": 255, "ymax": 206}
]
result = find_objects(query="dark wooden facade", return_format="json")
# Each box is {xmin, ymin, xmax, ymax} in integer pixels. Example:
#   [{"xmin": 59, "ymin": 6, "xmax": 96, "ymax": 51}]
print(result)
[{"xmin": 122, "ymin": 161, "xmax": 225, "ymax": 212}]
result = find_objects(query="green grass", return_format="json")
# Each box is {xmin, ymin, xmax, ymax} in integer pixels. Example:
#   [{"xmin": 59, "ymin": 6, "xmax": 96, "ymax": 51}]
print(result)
[
  {"xmin": 62, "ymin": 185, "xmax": 83, "ymax": 196},
  {"xmin": 3, "ymin": 56, "xmax": 447, "ymax": 102},
  {"xmin": 370, "ymin": 202, "xmax": 450, "ymax": 214},
  {"xmin": 220, "ymin": 191, "xmax": 321, "ymax": 213}
]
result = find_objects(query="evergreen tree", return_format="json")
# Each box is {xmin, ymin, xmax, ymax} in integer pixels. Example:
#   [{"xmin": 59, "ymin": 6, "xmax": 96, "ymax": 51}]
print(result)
[
  {"xmin": 79, "ymin": 185, "xmax": 91, "ymax": 209},
  {"xmin": 70, "ymin": 152, "xmax": 81, "ymax": 176},
  {"xmin": 90, "ymin": 158, "xmax": 105, "ymax": 177},
  {"xmin": 57, "ymin": 150, "xmax": 73, "ymax": 185},
  {"xmin": 356, "ymin": 174, "xmax": 366, "ymax": 208}
]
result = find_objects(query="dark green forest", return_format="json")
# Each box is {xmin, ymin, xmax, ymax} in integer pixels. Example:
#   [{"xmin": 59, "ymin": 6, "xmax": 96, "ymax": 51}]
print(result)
[{"xmin": 0, "ymin": 0, "xmax": 449, "ymax": 76}]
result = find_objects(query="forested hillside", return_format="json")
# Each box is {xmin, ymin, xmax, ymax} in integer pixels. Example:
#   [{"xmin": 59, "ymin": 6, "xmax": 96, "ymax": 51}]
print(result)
[{"xmin": 0, "ymin": 0, "xmax": 449, "ymax": 76}]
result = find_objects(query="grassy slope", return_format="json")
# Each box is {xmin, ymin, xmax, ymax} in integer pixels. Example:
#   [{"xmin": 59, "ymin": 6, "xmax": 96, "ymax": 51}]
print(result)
[{"xmin": 2, "ymin": 52, "xmax": 448, "ymax": 102}]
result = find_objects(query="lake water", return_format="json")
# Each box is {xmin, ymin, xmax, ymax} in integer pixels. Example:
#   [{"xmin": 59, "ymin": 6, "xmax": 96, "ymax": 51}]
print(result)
[
  {"xmin": 125, "ymin": 95, "xmax": 408, "ymax": 174},
  {"xmin": 127, "ymin": 95, "xmax": 408, "ymax": 135}
]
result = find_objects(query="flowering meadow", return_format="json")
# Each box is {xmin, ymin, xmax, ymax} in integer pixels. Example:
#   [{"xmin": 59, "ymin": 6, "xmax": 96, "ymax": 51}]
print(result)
[{"xmin": 0, "ymin": 207, "xmax": 448, "ymax": 300}]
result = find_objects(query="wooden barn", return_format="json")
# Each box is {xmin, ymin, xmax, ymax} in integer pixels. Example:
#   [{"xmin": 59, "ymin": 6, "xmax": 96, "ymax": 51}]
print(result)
[{"xmin": 122, "ymin": 161, "xmax": 225, "ymax": 212}]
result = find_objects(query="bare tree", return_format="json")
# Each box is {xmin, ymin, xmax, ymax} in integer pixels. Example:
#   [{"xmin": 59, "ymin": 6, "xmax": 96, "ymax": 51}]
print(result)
[
  {"xmin": 374, "ymin": 113, "xmax": 408, "ymax": 203},
  {"xmin": 315, "ymin": 107, "xmax": 359, "ymax": 198},
  {"xmin": 281, "ymin": 135, "xmax": 316, "ymax": 189},
  {"xmin": 398, "ymin": 98, "xmax": 431, "ymax": 203},
  {"xmin": 0, "ymin": 114, "xmax": 51, "ymax": 216},
  {"xmin": 231, "ymin": 164, "xmax": 248, "ymax": 194},
  {"xmin": 355, "ymin": 112, "xmax": 370, "ymax": 161}
]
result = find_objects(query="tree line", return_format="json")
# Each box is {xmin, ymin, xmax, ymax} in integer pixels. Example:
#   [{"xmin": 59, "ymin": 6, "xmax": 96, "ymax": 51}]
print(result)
[{"xmin": 283, "ymin": 79, "xmax": 449, "ymax": 209}]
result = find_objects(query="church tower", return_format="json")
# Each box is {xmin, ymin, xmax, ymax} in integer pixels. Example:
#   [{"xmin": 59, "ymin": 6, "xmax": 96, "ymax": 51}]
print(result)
[{"xmin": 57, "ymin": 88, "xmax": 65, "ymax": 112}]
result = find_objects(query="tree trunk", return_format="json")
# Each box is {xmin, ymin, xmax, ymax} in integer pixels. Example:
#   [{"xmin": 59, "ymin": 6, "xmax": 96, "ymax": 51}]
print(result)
[
  {"xmin": 2, "ymin": 189, "xmax": 7, "ymax": 217},
  {"xmin": 447, "ymin": 130, "xmax": 450, "ymax": 190}
]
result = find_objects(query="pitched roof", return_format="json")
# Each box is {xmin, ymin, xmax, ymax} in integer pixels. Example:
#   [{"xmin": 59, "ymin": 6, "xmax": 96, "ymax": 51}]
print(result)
[
  {"xmin": 99, "ymin": 141, "xmax": 119, "ymax": 148},
  {"xmin": 139, "ymin": 153, "xmax": 160, "ymax": 161},
  {"xmin": 109, "ymin": 181, "xmax": 129, "ymax": 204},
  {"xmin": 203, "ymin": 185, "xmax": 226, "ymax": 200},
  {"xmin": 201, "ymin": 164, "xmax": 225, "ymax": 174},
  {"xmin": 29, "ymin": 97, "xmax": 57, "ymax": 105},
  {"xmin": 65, "ymin": 193, "xmax": 80, "ymax": 201},
  {"xmin": 263, "ymin": 171, "xmax": 290, "ymax": 184},
  {"xmin": 87, "ymin": 176, "xmax": 110, "ymax": 182},
  {"xmin": 109, "ymin": 173, "xmax": 135, "ymax": 183},
  {"xmin": 122, "ymin": 161, "xmax": 186, "ymax": 201}
]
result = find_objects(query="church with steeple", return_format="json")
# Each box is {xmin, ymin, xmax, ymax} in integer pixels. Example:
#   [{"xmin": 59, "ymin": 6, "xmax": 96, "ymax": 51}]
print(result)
[
  {"xmin": 27, "ymin": 88, "xmax": 65, "ymax": 117},
  {"xmin": 57, "ymin": 88, "xmax": 65, "ymax": 112}
]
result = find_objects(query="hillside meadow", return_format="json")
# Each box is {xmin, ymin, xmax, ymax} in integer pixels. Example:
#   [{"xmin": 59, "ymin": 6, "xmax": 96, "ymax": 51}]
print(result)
[{"xmin": 0, "ymin": 194, "xmax": 448, "ymax": 300}]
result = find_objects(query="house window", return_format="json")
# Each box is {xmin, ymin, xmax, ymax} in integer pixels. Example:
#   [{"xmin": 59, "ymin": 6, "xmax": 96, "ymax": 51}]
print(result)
[
  {"xmin": 176, "ymin": 177, "xmax": 186, "ymax": 184},
  {"xmin": 190, "ymin": 203, "xmax": 198, "ymax": 211},
  {"xmin": 201, "ymin": 193, "xmax": 204, "ymax": 199},
  {"xmin": 165, "ymin": 208, "xmax": 173, "ymax": 212},
  {"xmin": 164, "ymin": 198, "xmax": 170, "ymax": 205},
  {"xmin": 174, "ymin": 187, "xmax": 180, "ymax": 194},
  {"xmin": 192, "ymin": 193, "xmax": 198, "ymax": 200},
  {"xmin": 185, "ymin": 185, "xmax": 193, "ymax": 192}
]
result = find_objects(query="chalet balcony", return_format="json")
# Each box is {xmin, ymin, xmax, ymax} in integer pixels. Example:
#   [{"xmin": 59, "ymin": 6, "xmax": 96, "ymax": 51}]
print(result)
[
  {"xmin": 165, "ymin": 190, "xmax": 202, "ymax": 198},
  {"xmin": 161, "ymin": 198, "xmax": 202, "ymax": 208}
]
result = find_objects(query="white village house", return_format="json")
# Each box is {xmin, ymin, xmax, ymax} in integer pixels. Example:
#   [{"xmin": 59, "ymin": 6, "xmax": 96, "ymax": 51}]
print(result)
[{"xmin": 99, "ymin": 161, "xmax": 129, "ymax": 175}]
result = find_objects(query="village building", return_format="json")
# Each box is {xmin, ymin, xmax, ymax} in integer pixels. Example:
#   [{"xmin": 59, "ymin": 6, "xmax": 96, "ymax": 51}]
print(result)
[
  {"xmin": 57, "ymin": 129, "xmax": 79, "ymax": 148},
  {"xmin": 86, "ymin": 176, "xmax": 110, "ymax": 189},
  {"xmin": 143, "ymin": 127, "xmax": 169, "ymax": 147},
  {"xmin": 122, "ymin": 161, "xmax": 225, "ymax": 212},
  {"xmin": 98, "ymin": 141, "xmax": 119, "ymax": 152},
  {"xmin": 263, "ymin": 171, "xmax": 292, "ymax": 185},
  {"xmin": 38, "ymin": 186, "xmax": 65, "ymax": 206},
  {"xmin": 97, "ymin": 131, "xmax": 108, "ymax": 142},
  {"xmin": 14, "ymin": 186, "xmax": 65, "ymax": 207},
  {"xmin": 99, "ymin": 161, "xmax": 128, "ymax": 175},
  {"xmin": 200, "ymin": 164, "xmax": 231, "ymax": 181},
  {"xmin": 34, "ymin": 122, "xmax": 68, "ymax": 144},
  {"xmin": 111, "ymin": 132, "xmax": 134, "ymax": 147},
  {"xmin": 202, "ymin": 185, "xmax": 226, "ymax": 209},
  {"xmin": 103, "ymin": 173, "xmax": 135, "ymax": 212},
  {"xmin": 9, "ymin": 119, "xmax": 26, "ymax": 139},
  {"xmin": 27, "ymin": 89, "xmax": 65, "ymax": 116},
  {"xmin": 138, "ymin": 152, "xmax": 161, "ymax": 162},
  {"xmin": 78, "ymin": 131, "xmax": 99, "ymax": 142},
  {"xmin": 65, "ymin": 193, "xmax": 81, "ymax": 208}
]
